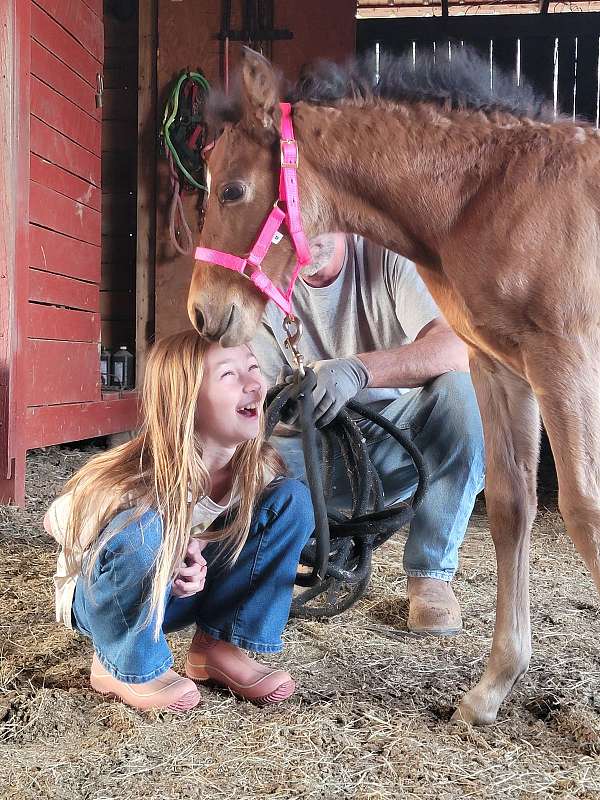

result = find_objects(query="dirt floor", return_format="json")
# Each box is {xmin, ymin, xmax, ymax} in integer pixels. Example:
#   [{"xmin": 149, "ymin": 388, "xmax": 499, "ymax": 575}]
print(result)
[{"xmin": 1, "ymin": 445, "xmax": 600, "ymax": 800}]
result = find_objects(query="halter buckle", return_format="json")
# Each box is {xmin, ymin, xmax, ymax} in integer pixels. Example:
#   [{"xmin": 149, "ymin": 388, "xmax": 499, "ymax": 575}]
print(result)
[{"xmin": 280, "ymin": 139, "xmax": 299, "ymax": 169}]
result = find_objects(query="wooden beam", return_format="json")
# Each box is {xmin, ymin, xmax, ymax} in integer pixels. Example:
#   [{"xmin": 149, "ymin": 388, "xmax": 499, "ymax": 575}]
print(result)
[{"xmin": 136, "ymin": 0, "xmax": 157, "ymax": 388}]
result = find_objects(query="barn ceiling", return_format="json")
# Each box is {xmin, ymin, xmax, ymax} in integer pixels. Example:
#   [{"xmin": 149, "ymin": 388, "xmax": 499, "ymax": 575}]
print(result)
[{"xmin": 356, "ymin": 0, "xmax": 600, "ymax": 17}]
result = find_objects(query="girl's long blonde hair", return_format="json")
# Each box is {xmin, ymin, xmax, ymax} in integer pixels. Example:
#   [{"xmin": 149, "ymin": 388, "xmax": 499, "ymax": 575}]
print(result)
[{"xmin": 62, "ymin": 330, "xmax": 283, "ymax": 637}]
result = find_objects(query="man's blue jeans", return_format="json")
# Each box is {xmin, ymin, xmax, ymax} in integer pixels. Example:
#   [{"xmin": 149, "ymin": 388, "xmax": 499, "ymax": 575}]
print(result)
[
  {"xmin": 72, "ymin": 479, "xmax": 314, "ymax": 684},
  {"xmin": 272, "ymin": 372, "xmax": 485, "ymax": 582}
]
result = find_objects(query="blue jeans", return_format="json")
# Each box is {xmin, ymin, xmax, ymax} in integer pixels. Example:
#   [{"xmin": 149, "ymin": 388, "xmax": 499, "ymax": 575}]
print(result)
[
  {"xmin": 72, "ymin": 478, "xmax": 314, "ymax": 684},
  {"xmin": 272, "ymin": 373, "xmax": 485, "ymax": 581}
]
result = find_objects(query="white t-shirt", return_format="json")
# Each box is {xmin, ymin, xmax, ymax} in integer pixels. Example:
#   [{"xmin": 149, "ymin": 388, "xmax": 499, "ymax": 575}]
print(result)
[{"xmin": 251, "ymin": 235, "xmax": 441, "ymax": 403}]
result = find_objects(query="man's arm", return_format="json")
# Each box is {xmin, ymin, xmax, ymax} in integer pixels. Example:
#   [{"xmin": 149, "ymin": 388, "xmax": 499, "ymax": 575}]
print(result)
[{"xmin": 357, "ymin": 317, "xmax": 470, "ymax": 390}]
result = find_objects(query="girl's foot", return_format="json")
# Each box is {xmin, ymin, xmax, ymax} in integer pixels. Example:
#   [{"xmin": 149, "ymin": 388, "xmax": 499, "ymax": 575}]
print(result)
[
  {"xmin": 185, "ymin": 630, "xmax": 296, "ymax": 706},
  {"xmin": 90, "ymin": 654, "xmax": 201, "ymax": 712}
]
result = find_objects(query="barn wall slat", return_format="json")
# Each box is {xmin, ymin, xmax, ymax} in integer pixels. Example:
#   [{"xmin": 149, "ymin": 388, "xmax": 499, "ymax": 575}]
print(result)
[
  {"xmin": 25, "ymin": 339, "xmax": 100, "ymax": 406},
  {"xmin": 27, "ymin": 303, "xmax": 100, "ymax": 342},
  {"xmin": 30, "ymin": 181, "xmax": 101, "ymax": 245},
  {"xmin": 33, "ymin": 0, "xmax": 103, "ymax": 61},
  {"xmin": 31, "ymin": 76, "xmax": 101, "ymax": 155},
  {"xmin": 30, "ymin": 115, "xmax": 101, "ymax": 186},
  {"xmin": 30, "ymin": 154, "xmax": 101, "ymax": 211},
  {"xmin": 29, "ymin": 268, "xmax": 99, "ymax": 312},
  {"xmin": 31, "ymin": 3, "xmax": 100, "ymax": 87},
  {"xmin": 25, "ymin": 394, "xmax": 138, "ymax": 450},
  {"xmin": 29, "ymin": 225, "xmax": 100, "ymax": 283},
  {"xmin": 31, "ymin": 39, "xmax": 97, "ymax": 116}
]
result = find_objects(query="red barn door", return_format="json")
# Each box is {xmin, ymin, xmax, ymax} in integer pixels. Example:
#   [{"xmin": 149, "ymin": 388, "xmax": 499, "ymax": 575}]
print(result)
[{"xmin": 0, "ymin": 0, "xmax": 137, "ymax": 505}]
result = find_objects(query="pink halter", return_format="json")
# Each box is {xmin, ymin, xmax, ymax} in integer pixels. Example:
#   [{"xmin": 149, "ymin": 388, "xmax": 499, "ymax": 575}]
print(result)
[{"xmin": 194, "ymin": 102, "xmax": 311, "ymax": 317}]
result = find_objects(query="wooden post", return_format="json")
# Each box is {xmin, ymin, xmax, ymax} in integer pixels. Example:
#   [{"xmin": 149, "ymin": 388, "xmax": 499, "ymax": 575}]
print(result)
[{"xmin": 136, "ymin": 0, "xmax": 158, "ymax": 387}]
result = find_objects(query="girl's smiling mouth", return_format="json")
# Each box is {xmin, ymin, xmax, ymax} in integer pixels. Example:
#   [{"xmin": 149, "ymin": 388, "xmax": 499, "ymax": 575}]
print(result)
[{"xmin": 237, "ymin": 403, "xmax": 258, "ymax": 418}]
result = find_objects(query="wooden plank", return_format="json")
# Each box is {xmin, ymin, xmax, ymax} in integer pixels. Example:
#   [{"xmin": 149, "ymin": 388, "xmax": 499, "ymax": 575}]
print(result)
[
  {"xmin": 31, "ymin": 41, "xmax": 97, "ymax": 117},
  {"xmin": 135, "ymin": 0, "xmax": 158, "ymax": 386},
  {"xmin": 31, "ymin": 39, "xmax": 97, "ymax": 116},
  {"xmin": 29, "ymin": 269, "xmax": 99, "ymax": 312},
  {"xmin": 25, "ymin": 393, "xmax": 138, "ymax": 449},
  {"xmin": 27, "ymin": 303, "xmax": 100, "ymax": 342},
  {"xmin": 31, "ymin": 76, "xmax": 101, "ymax": 156},
  {"xmin": 30, "ymin": 181, "xmax": 101, "ymax": 246},
  {"xmin": 31, "ymin": 3, "xmax": 100, "ymax": 87},
  {"xmin": 103, "ymin": 65, "xmax": 136, "ymax": 91},
  {"xmin": 25, "ymin": 339, "xmax": 100, "ymax": 406},
  {"xmin": 1, "ymin": 0, "xmax": 32, "ymax": 502},
  {"xmin": 0, "ymin": 1, "xmax": 17, "ymax": 482},
  {"xmin": 557, "ymin": 36, "xmax": 577, "ymax": 118},
  {"xmin": 30, "ymin": 225, "xmax": 100, "ymax": 283},
  {"xmin": 30, "ymin": 115, "xmax": 101, "ymax": 186},
  {"xmin": 575, "ymin": 35, "xmax": 600, "ymax": 123},
  {"xmin": 30, "ymin": 154, "xmax": 101, "ymax": 211},
  {"xmin": 82, "ymin": 0, "xmax": 102, "ymax": 19},
  {"xmin": 33, "ymin": 0, "xmax": 103, "ymax": 62}
]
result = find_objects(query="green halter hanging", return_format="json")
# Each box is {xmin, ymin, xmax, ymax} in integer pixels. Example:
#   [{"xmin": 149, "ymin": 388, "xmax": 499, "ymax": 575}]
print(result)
[{"xmin": 161, "ymin": 70, "xmax": 211, "ymax": 192}]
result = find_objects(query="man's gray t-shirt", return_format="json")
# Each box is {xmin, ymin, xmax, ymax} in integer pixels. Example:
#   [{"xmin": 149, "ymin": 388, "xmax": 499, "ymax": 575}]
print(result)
[{"xmin": 251, "ymin": 235, "xmax": 441, "ymax": 405}]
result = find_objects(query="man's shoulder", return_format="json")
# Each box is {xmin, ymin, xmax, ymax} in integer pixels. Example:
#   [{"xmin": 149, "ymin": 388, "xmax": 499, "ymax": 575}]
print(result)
[{"xmin": 352, "ymin": 236, "xmax": 415, "ymax": 282}]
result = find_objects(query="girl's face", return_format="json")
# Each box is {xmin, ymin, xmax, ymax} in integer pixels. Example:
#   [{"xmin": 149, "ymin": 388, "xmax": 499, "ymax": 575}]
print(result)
[{"xmin": 195, "ymin": 343, "xmax": 267, "ymax": 448}]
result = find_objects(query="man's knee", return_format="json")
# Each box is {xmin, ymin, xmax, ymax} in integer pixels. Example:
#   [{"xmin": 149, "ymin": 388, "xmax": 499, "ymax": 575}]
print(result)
[{"xmin": 427, "ymin": 372, "xmax": 482, "ymax": 434}]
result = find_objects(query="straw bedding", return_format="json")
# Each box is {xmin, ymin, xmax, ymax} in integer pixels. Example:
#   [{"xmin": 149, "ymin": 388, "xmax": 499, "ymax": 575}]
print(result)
[{"xmin": 1, "ymin": 444, "xmax": 599, "ymax": 800}]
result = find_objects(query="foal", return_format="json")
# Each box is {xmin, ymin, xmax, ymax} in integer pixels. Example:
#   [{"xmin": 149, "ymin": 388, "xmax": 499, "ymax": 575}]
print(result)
[{"xmin": 187, "ymin": 47, "xmax": 600, "ymax": 725}]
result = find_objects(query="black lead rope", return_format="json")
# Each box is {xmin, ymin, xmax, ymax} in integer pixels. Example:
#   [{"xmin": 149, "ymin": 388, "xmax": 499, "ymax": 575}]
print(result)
[{"xmin": 265, "ymin": 368, "xmax": 429, "ymax": 619}]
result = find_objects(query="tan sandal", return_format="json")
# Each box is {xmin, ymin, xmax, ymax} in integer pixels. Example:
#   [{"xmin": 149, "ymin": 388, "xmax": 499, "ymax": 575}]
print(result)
[
  {"xmin": 90, "ymin": 654, "xmax": 201, "ymax": 712},
  {"xmin": 185, "ymin": 630, "xmax": 295, "ymax": 706}
]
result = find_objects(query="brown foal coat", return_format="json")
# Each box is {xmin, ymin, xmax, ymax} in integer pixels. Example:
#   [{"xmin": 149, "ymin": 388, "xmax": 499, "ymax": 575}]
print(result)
[{"xmin": 188, "ymin": 49, "xmax": 600, "ymax": 724}]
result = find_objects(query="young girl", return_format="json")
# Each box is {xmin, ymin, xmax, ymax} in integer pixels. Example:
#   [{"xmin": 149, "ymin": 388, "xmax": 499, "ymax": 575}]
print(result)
[{"xmin": 45, "ymin": 331, "xmax": 314, "ymax": 713}]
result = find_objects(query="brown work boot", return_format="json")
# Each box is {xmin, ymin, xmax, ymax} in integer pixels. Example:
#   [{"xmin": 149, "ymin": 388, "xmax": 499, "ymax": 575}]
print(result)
[{"xmin": 407, "ymin": 577, "xmax": 462, "ymax": 636}]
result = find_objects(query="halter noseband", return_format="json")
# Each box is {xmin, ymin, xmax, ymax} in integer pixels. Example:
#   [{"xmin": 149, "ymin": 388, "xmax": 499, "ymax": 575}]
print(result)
[{"xmin": 194, "ymin": 102, "xmax": 311, "ymax": 317}]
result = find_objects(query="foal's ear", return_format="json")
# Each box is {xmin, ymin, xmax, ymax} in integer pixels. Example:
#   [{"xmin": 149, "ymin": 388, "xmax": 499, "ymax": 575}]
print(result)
[{"xmin": 240, "ymin": 47, "xmax": 281, "ymax": 142}]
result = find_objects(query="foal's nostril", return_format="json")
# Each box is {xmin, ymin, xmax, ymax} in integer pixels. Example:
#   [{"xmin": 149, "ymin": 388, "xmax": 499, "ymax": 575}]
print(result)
[{"xmin": 194, "ymin": 306, "xmax": 205, "ymax": 333}]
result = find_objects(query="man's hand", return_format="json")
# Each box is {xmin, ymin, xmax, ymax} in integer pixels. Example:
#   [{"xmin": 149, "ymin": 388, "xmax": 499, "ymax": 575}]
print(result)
[
  {"xmin": 310, "ymin": 357, "xmax": 370, "ymax": 427},
  {"xmin": 171, "ymin": 538, "xmax": 208, "ymax": 598}
]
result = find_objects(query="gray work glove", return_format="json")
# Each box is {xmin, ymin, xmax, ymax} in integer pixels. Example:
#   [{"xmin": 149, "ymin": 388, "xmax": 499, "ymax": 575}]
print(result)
[{"xmin": 310, "ymin": 357, "xmax": 370, "ymax": 427}]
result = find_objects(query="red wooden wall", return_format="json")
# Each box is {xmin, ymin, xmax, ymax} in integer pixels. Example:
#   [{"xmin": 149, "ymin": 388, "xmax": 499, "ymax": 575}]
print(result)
[{"xmin": 0, "ymin": 0, "xmax": 138, "ymax": 504}]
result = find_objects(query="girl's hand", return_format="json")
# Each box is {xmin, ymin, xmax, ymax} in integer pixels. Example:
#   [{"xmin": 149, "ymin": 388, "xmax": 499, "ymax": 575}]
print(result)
[{"xmin": 172, "ymin": 538, "xmax": 208, "ymax": 598}]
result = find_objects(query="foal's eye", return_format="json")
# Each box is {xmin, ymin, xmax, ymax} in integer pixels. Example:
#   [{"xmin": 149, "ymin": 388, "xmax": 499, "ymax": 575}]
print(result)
[{"xmin": 219, "ymin": 182, "xmax": 246, "ymax": 204}]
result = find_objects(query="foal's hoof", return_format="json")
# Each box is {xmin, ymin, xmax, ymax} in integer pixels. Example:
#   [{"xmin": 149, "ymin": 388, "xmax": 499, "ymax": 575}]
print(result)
[{"xmin": 451, "ymin": 695, "xmax": 498, "ymax": 726}]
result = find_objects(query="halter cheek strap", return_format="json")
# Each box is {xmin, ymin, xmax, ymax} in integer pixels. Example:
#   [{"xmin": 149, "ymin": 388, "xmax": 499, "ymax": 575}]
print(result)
[{"xmin": 194, "ymin": 102, "xmax": 311, "ymax": 317}]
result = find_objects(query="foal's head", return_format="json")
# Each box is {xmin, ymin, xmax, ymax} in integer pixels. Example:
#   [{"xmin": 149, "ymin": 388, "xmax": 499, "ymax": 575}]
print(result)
[{"xmin": 188, "ymin": 50, "xmax": 304, "ymax": 346}]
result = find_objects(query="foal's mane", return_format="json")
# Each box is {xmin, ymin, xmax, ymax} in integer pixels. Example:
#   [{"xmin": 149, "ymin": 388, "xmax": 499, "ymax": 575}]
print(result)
[
  {"xmin": 291, "ymin": 47, "xmax": 553, "ymax": 122},
  {"xmin": 210, "ymin": 46, "xmax": 555, "ymax": 128}
]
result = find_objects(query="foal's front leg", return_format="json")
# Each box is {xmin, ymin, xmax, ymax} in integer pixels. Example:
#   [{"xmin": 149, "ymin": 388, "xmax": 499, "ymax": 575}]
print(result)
[{"xmin": 453, "ymin": 352, "xmax": 540, "ymax": 725}]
